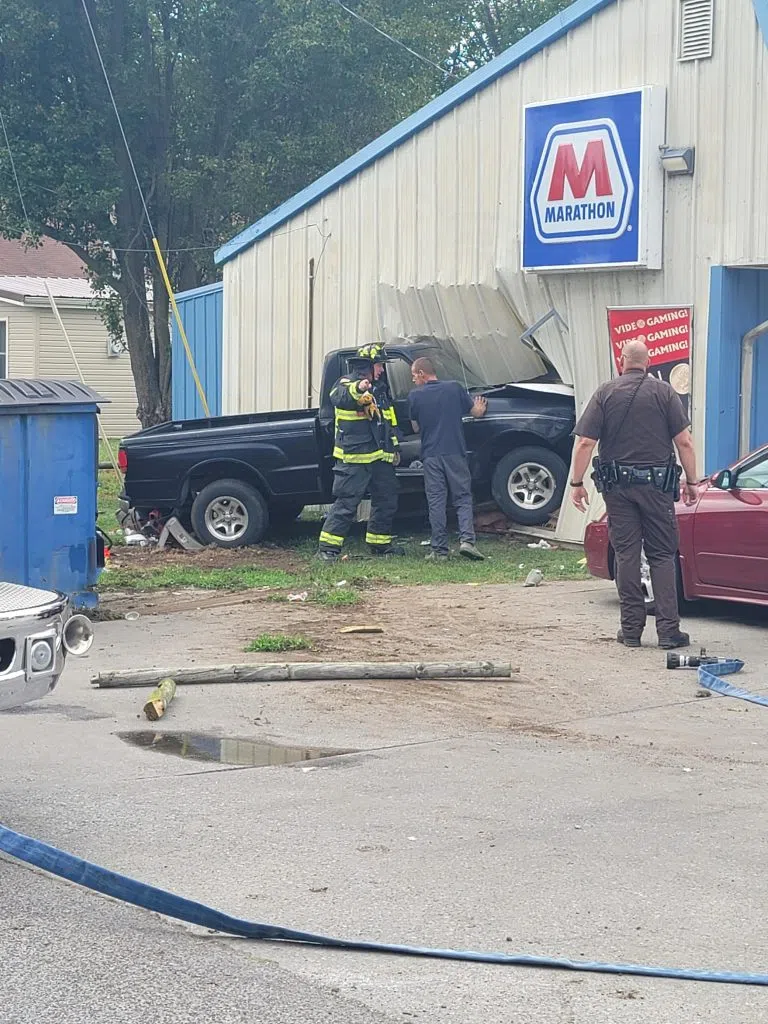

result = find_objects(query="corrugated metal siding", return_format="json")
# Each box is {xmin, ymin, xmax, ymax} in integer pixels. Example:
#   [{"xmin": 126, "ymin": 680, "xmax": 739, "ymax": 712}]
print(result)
[
  {"xmin": 171, "ymin": 282, "xmax": 223, "ymax": 419},
  {"xmin": 222, "ymin": 0, "xmax": 768, "ymax": 537},
  {"xmin": 0, "ymin": 303, "xmax": 38, "ymax": 378},
  {"xmin": 36, "ymin": 307, "xmax": 139, "ymax": 437}
]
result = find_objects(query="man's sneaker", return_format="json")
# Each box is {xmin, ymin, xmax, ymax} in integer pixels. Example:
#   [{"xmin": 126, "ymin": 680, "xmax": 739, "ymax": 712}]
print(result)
[
  {"xmin": 658, "ymin": 631, "xmax": 690, "ymax": 650},
  {"xmin": 316, "ymin": 550, "xmax": 340, "ymax": 562},
  {"xmin": 425, "ymin": 550, "xmax": 449, "ymax": 561},
  {"xmin": 459, "ymin": 542, "xmax": 485, "ymax": 561},
  {"xmin": 617, "ymin": 629, "xmax": 642, "ymax": 648},
  {"xmin": 369, "ymin": 544, "xmax": 406, "ymax": 557}
]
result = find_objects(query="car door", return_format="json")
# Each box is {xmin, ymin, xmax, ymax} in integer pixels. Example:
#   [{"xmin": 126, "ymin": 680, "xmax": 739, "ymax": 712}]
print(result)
[{"xmin": 691, "ymin": 450, "xmax": 768, "ymax": 594}]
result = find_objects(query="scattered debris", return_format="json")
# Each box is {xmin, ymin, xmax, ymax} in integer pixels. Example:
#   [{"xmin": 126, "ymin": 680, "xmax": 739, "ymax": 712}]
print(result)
[
  {"xmin": 527, "ymin": 539, "xmax": 554, "ymax": 549},
  {"xmin": 335, "ymin": 580, "xmax": 348, "ymax": 587},
  {"xmin": 695, "ymin": 688, "xmax": 712, "ymax": 699},
  {"xmin": 157, "ymin": 516, "xmax": 204, "ymax": 552},
  {"xmin": 287, "ymin": 591, "xmax": 309, "ymax": 602},
  {"xmin": 124, "ymin": 529, "xmax": 150, "ymax": 547},
  {"xmin": 523, "ymin": 568, "xmax": 544, "ymax": 588},
  {"xmin": 125, "ymin": 611, "xmax": 140, "ymax": 621},
  {"xmin": 142, "ymin": 677, "xmax": 177, "ymax": 721},
  {"xmin": 339, "ymin": 625, "xmax": 385, "ymax": 635}
]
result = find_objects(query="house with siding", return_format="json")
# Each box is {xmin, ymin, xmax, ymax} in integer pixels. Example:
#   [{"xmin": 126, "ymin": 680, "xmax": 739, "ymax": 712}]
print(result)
[{"xmin": 0, "ymin": 237, "xmax": 139, "ymax": 436}]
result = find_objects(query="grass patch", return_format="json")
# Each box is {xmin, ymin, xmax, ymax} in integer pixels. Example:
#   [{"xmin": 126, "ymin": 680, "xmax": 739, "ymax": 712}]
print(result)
[
  {"xmin": 245, "ymin": 633, "xmax": 311, "ymax": 653},
  {"xmin": 310, "ymin": 584, "xmax": 360, "ymax": 606},
  {"xmin": 99, "ymin": 522, "xmax": 588, "ymax": 594},
  {"xmin": 100, "ymin": 565, "xmax": 298, "ymax": 592},
  {"xmin": 98, "ymin": 439, "xmax": 125, "ymax": 542}
]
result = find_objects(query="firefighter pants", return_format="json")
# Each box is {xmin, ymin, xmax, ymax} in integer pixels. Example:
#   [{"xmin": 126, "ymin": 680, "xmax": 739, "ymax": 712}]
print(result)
[
  {"xmin": 319, "ymin": 460, "xmax": 399, "ymax": 553},
  {"xmin": 605, "ymin": 485, "xmax": 681, "ymax": 642}
]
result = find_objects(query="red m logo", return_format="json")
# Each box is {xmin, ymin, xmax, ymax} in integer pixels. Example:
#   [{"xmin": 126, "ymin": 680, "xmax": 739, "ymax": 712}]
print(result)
[{"xmin": 547, "ymin": 139, "xmax": 613, "ymax": 202}]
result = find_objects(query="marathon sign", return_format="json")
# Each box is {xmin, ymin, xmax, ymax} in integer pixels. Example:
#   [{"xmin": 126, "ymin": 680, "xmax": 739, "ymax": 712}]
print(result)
[
  {"xmin": 608, "ymin": 305, "xmax": 692, "ymax": 415},
  {"xmin": 522, "ymin": 88, "xmax": 665, "ymax": 271}
]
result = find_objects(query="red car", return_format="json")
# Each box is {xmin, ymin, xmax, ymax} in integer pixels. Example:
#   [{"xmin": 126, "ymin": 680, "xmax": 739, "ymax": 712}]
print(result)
[{"xmin": 584, "ymin": 443, "xmax": 768, "ymax": 610}]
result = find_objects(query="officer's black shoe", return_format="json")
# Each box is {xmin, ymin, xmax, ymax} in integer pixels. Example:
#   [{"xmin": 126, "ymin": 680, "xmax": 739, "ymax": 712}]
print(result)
[
  {"xmin": 616, "ymin": 629, "xmax": 642, "ymax": 648},
  {"xmin": 316, "ymin": 550, "xmax": 340, "ymax": 562},
  {"xmin": 658, "ymin": 632, "xmax": 691, "ymax": 650},
  {"xmin": 369, "ymin": 544, "xmax": 406, "ymax": 557}
]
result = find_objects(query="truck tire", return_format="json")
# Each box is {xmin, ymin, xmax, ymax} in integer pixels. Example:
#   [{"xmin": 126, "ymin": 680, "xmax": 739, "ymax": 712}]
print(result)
[
  {"xmin": 190, "ymin": 479, "xmax": 268, "ymax": 548},
  {"xmin": 491, "ymin": 446, "xmax": 568, "ymax": 526}
]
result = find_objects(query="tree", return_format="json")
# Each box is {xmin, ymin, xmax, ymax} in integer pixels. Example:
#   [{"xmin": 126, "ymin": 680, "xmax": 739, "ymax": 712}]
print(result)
[
  {"xmin": 445, "ymin": 0, "xmax": 573, "ymax": 71},
  {"xmin": 0, "ymin": 0, "xmax": 453, "ymax": 425},
  {"xmin": 0, "ymin": 0, "xmax": 565, "ymax": 425}
]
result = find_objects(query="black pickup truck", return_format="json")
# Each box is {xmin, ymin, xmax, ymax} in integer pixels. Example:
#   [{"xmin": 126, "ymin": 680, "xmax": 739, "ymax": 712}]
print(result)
[{"xmin": 118, "ymin": 343, "xmax": 575, "ymax": 547}]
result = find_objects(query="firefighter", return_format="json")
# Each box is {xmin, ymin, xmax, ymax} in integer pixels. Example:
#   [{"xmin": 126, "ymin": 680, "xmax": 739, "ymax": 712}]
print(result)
[{"xmin": 317, "ymin": 344, "xmax": 404, "ymax": 560}]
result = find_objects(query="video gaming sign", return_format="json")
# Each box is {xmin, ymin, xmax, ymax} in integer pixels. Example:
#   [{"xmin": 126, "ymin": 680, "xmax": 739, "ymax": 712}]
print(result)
[{"xmin": 522, "ymin": 88, "xmax": 666, "ymax": 271}]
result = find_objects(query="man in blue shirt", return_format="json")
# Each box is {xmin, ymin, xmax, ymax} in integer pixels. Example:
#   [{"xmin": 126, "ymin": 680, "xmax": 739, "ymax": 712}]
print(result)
[{"xmin": 408, "ymin": 356, "xmax": 487, "ymax": 560}]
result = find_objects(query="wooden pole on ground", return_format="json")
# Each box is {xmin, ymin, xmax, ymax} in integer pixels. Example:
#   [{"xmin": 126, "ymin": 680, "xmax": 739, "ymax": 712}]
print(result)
[
  {"xmin": 92, "ymin": 661, "xmax": 517, "ymax": 690},
  {"xmin": 142, "ymin": 677, "xmax": 177, "ymax": 720}
]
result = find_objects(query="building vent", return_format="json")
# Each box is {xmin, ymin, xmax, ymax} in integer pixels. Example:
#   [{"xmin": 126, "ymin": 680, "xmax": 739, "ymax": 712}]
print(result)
[{"xmin": 678, "ymin": 0, "xmax": 714, "ymax": 61}]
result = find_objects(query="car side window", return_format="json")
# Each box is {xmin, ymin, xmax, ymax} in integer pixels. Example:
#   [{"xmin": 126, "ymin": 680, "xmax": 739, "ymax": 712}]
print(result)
[
  {"xmin": 385, "ymin": 358, "xmax": 416, "ymax": 401},
  {"xmin": 736, "ymin": 455, "xmax": 768, "ymax": 489}
]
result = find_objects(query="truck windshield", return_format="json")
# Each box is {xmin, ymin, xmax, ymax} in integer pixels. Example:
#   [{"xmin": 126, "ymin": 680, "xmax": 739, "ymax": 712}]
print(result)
[{"xmin": 386, "ymin": 348, "xmax": 487, "ymax": 399}]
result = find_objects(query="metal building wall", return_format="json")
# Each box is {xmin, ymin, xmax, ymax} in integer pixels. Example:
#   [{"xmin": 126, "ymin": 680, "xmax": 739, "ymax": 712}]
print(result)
[
  {"xmin": 171, "ymin": 281, "xmax": 223, "ymax": 420},
  {"xmin": 222, "ymin": 0, "xmax": 768, "ymax": 535}
]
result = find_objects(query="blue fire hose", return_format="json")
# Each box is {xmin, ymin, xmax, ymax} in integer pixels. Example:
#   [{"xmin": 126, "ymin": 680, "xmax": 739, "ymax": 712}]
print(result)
[
  {"xmin": 696, "ymin": 658, "xmax": 768, "ymax": 707},
  {"xmin": 1, "ymin": 820, "xmax": 767, "ymax": 986}
]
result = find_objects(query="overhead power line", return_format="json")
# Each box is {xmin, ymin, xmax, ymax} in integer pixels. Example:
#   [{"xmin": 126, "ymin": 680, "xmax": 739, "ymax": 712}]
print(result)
[{"xmin": 329, "ymin": 0, "xmax": 461, "ymax": 80}]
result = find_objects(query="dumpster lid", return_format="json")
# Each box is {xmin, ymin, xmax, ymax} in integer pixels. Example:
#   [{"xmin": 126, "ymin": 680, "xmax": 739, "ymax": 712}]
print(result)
[{"xmin": 0, "ymin": 379, "xmax": 109, "ymax": 409}]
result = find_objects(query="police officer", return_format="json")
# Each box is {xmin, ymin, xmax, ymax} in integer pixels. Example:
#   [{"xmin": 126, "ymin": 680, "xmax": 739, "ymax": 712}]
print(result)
[
  {"xmin": 317, "ymin": 343, "xmax": 404, "ymax": 560},
  {"xmin": 570, "ymin": 340, "xmax": 699, "ymax": 649}
]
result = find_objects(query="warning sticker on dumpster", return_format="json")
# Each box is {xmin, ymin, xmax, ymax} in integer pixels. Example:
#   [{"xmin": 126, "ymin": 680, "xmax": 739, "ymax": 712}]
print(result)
[{"xmin": 53, "ymin": 496, "xmax": 78, "ymax": 516}]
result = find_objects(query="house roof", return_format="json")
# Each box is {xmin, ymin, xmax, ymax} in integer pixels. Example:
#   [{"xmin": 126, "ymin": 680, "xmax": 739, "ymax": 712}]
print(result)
[
  {"xmin": 0, "ymin": 276, "xmax": 96, "ymax": 302},
  {"xmin": 0, "ymin": 236, "xmax": 87, "ymax": 278},
  {"xmin": 215, "ymin": 0, "xmax": 768, "ymax": 268}
]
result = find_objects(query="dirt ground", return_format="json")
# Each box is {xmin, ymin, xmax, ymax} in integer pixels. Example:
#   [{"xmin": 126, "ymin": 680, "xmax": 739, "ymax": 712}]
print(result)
[{"xmin": 96, "ymin": 576, "xmax": 768, "ymax": 767}]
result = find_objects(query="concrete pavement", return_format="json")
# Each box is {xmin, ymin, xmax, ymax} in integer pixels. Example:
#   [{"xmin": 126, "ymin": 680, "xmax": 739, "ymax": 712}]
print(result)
[{"xmin": 1, "ymin": 580, "xmax": 767, "ymax": 1023}]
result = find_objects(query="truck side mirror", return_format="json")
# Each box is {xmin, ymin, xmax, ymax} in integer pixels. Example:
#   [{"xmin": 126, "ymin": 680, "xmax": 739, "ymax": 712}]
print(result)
[{"xmin": 713, "ymin": 469, "xmax": 733, "ymax": 490}]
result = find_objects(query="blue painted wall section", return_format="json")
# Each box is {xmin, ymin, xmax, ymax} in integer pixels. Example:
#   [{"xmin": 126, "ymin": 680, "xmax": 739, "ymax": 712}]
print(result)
[
  {"xmin": 171, "ymin": 281, "xmax": 223, "ymax": 420},
  {"xmin": 706, "ymin": 267, "xmax": 768, "ymax": 473},
  {"xmin": 754, "ymin": 0, "xmax": 768, "ymax": 47}
]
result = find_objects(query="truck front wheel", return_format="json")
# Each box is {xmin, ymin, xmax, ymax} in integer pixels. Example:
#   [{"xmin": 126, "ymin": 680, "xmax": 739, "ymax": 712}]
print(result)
[
  {"xmin": 191, "ymin": 479, "xmax": 268, "ymax": 548},
  {"xmin": 491, "ymin": 446, "xmax": 568, "ymax": 526}
]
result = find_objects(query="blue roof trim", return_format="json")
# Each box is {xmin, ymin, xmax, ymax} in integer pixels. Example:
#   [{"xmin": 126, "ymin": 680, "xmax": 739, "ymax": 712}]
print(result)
[
  {"xmin": 754, "ymin": 0, "xmax": 768, "ymax": 47},
  {"xmin": 175, "ymin": 280, "xmax": 223, "ymax": 301},
  {"xmin": 214, "ymin": 0, "xmax": 617, "ymax": 265}
]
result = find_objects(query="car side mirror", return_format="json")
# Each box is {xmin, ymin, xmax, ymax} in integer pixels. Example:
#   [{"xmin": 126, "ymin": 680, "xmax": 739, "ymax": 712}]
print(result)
[{"xmin": 713, "ymin": 469, "xmax": 733, "ymax": 490}]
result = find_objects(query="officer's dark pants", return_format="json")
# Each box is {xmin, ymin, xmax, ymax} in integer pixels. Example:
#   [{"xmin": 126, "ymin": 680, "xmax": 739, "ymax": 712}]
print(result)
[
  {"xmin": 422, "ymin": 454, "xmax": 476, "ymax": 554},
  {"xmin": 605, "ymin": 485, "xmax": 681, "ymax": 641},
  {"xmin": 319, "ymin": 460, "xmax": 399, "ymax": 553}
]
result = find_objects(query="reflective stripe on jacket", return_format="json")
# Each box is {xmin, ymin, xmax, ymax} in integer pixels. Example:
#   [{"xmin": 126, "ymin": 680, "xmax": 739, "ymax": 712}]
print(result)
[{"xmin": 330, "ymin": 375, "xmax": 400, "ymax": 464}]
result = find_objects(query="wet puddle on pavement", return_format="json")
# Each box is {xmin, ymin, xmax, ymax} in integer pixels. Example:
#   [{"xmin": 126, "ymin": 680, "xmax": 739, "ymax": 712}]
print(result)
[{"xmin": 118, "ymin": 731, "xmax": 356, "ymax": 767}]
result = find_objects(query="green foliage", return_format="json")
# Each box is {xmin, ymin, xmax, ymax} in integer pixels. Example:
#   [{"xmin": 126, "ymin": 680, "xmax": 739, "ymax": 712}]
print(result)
[
  {"xmin": 0, "ymin": 0, "xmax": 567, "ymax": 423},
  {"xmin": 245, "ymin": 633, "xmax": 312, "ymax": 653}
]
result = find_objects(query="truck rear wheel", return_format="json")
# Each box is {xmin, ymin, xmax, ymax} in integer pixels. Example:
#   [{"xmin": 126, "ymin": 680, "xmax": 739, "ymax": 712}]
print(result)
[
  {"xmin": 191, "ymin": 479, "xmax": 268, "ymax": 548},
  {"xmin": 491, "ymin": 446, "xmax": 567, "ymax": 526}
]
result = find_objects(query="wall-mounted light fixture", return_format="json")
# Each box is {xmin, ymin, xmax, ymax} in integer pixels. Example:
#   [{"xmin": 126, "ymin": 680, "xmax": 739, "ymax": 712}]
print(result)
[{"xmin": 659, "ymin": 145, "xmax": 696, "ymax": 176}]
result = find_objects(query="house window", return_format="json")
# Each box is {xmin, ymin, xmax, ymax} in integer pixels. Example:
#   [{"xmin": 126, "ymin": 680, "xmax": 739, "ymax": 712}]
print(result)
[
  {"xmin": 0, "ymin": 321, "xmax": 7, "ymax": 378},
  {"xmin": 678, "ymin": 0, "xmax": 714, "ymax": 61}
]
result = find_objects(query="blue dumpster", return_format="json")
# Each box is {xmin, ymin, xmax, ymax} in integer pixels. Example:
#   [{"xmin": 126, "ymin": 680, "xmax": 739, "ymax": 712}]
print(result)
[{"xmin": 0, "ymin": 379, "xmax": 108, "ymax": 608}]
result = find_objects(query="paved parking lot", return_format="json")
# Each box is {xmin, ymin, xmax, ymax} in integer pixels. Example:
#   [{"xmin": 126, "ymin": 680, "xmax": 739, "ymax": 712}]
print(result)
[{"xmin": 2, "ymin": 580, "xmax": 767, "ymax": 1023}]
